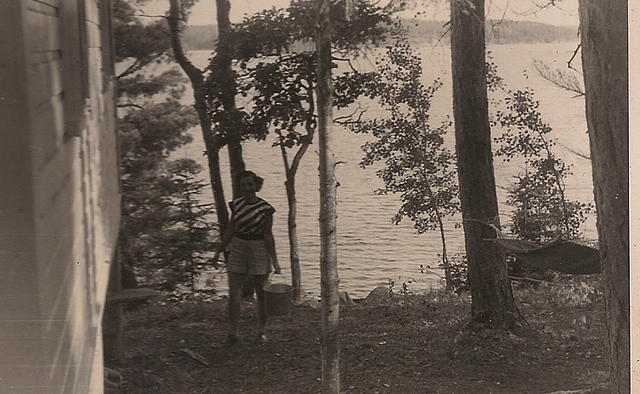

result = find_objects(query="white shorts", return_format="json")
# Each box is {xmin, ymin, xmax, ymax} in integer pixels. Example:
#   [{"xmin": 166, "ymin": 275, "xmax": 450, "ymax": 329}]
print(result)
[{"xmin": 226, "ymin": 236, "xmax": 271, "ymax": 275}]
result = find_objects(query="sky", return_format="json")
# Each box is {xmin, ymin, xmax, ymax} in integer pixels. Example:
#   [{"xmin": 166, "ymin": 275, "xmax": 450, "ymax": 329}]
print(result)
[{"xmin": 143, "ymin": 0, "xmax": 580, "ymax": 26}]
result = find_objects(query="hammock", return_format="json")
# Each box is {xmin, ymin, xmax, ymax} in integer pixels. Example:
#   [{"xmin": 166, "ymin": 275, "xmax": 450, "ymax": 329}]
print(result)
[{"xmin": 493, "ymin": 238, "xmax": 601, "ymax": 275}]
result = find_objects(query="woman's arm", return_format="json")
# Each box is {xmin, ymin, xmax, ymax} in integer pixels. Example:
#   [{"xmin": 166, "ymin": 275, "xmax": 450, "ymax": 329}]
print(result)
[
  {"xmin": 263, "ymin": 214, "xmax": 281, "ymax": 274},
  {"xmin": 212, "ymin": 220, "xmax": 235, "ymax": 268}
]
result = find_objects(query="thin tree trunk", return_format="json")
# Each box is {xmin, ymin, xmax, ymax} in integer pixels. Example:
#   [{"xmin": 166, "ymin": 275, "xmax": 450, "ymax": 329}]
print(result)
[
  {"xmin": 215, "ymin": 0, "xmax": 245, "ymax": 198},
  {"xmin": 279, "ymin": 83, "xmax": 316, "ymax": 302},
  {"xmin": 425, "ymin": 182, "xmax": 452, "ymax": 290},
  {"xmin": 279, "ymin": 144, "xmax": 303, "ymax": 302},
  {"xmin": 316, "ymin": 0, "xmax": 340, "ymax": 391},
  {"xmin": 168, "ymin": 0, "xmax": 229, "ymax": 232},
  {"xmin": 578, "ymin": 1, "xmax": 629, "ymax": 392},
  {"xmin": 449, "ymin": 0, "xmax": 520, "ymax": 329},
  {"xmin": 284, "ymin": 170, "xmax": 303, "ymax": 302}
]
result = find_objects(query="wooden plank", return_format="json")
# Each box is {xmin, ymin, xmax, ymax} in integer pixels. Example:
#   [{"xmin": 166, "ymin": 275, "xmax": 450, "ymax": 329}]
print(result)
[
  {"xmin": 30, "ymin": 139, "xmax": 74, "ymax": 223},
  {"xmin": 25, "ymin": 7, "xmax": 61, "ymax": 52},
  {"xmin": 28, "ymin": 55, "xmax": 63, "ymax": 109},
  {"xmin": 84, "ymin": 0, "xmax": 100, "ymax": 25},
  {"xmin": 84, "ymin": 47, "xmax": 103, "ymax": 97},
  {"xmin": 0, "ymin": 319, "xmax": 66, "ymax": 339},
  {"xmin": 30, "ymin": 49, "xmax": 61, "ymax": 65},
  {"xmin": 29, "ymin": 95, "xmax": 65, "ymax": 170},
  {"xmin": 31, "ymin": 0, "xmax": 61, "ymax": 9},
  {"xmin": 85, "ymin": 20, "xmax": 102, "ymax": 49},
  {"xmin": 27, "ymin": 0, "xmax": 59, "ymax": 17}
]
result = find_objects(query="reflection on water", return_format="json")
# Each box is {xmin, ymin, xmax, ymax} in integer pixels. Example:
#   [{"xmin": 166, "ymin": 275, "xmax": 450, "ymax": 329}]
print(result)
[{"xmin": 175, "ymin": 42, "xmax": 595, "ymax": 298}]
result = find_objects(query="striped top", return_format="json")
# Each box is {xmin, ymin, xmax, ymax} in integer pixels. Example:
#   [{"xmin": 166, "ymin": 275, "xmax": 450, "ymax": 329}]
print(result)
[{"xmin": 229, "ymin": 197, "xmax": 275, "ymax": 236}]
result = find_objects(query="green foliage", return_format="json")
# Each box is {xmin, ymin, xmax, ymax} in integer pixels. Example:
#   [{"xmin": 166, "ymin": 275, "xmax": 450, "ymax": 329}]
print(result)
[
  {"xmin": 238, "ymin": 52, "xmax": 318, "ymax": 145},
  {"xmin": 117, "ymin": 70, "xmax": 186, "ymax": 100},
  {"xmin": 134, "ymin": 159, "xmax": 217, "ymax": 295},
  {"xmin": 227, "ymin": 0, "xmax": 395, "ymax": 61},
  {"xmin": 115, "ymin": 0, "xmax": 217, "ymax": 295},
  {"xmin": 488, "ymin": 65, "xmax": 593, "ymax": 281},
  {"xmin": 442, "ymin": 254, "xmax": 468, "ymax": 294},
  {"xmin": 113, "ymin": 0, "xmax": 170, "ymax": 74},
  {"xmin": 203, "ymin": 0, "xmax": 396, "ymax": 146},
  {"xmin": 348, "ymin": 30, "xmax": 459, "ymax": 236},
  {"xmin": 515, "ymin": 275, "xmax": 603, "ymax": 308},
  {"xmin": 180, "ymin": 18, "xmax": 577, "ymax": 51},
  {"xmin": 492, "ymin": 84, "xmax": 593, "ymax": 243}
]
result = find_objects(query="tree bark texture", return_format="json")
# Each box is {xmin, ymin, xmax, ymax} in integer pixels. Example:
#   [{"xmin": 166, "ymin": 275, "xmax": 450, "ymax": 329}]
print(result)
[
  {"xmin": 578, "ymin": 1, "xmax": 629, "ymax": 392},
  {"xmin": 284, "ymin": 175, "xmax": 303, "ymax": 301},
  {"xmin": 316, "ymin": 0, "xmax": 340, "ymax": 391},
  {"xmin": 215, "ymin": 0, "xmax": 245, "ymax": 198},
  {"xmin": 168, "ymin": 0, "xmax": 229, "ymax": 232},
  {"xmin": 449, "ymin": 0, "xmax": 519, "ymax": 328}
]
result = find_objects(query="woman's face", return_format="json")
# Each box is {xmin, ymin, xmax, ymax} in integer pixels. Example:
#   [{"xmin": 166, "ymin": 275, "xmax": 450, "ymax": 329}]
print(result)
[{"xmin": 239, "ymin": 176, "xmax": 257, "ymax": 198}]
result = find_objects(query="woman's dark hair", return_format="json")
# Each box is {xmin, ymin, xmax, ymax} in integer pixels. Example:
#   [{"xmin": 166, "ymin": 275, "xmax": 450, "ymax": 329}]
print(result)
[{"xmin": 236, "ymin": 170, "xmax": 264, "ymax": 192}]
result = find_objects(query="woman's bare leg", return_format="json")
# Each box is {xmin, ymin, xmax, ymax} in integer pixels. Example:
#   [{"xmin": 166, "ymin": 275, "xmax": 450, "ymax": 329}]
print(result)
[
  {"xmin": 227, "ymin": 272, "xmax": 246, "ymax": 340},
  {"xmin": 253, "ymin": 274, "xmax": 269, "ymax": 337}
]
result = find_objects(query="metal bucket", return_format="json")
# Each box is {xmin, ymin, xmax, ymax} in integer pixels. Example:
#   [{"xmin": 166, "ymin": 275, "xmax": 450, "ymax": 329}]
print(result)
[{"xmin": 263, "ymin": 283, "xmax": 293, "ymax": 316}]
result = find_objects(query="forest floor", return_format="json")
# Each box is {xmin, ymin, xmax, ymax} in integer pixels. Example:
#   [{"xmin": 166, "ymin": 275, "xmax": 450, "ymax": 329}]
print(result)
[{"xmin": 111, "ymin": 278, "xmax": 610, "ymax": 393}]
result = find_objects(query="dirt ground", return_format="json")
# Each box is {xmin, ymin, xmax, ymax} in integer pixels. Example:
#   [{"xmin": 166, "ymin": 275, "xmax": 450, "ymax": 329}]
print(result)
[{"xmin": 112, "ymin": 283, "xmax": 609, "ymax": 393}]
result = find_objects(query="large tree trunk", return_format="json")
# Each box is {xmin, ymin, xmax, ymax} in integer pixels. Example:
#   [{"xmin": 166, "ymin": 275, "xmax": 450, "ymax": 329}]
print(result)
[
  {"xmin": 449, "ymin": 0, "xmax": 520, "ymax": 328},
  {"xmin": 168, "ymin": 0, "xmax": 229, "ymax": 232},
  {"xmin": 316, "ymin": 0, "xmax": 340, "ymax": 391},
  {"xmin": 215, "ymin": 0, "xmax": 245, "ymax": 198},
  {"xmin": 578, "ymin": 1, "xmax": 629, "ymax": 392}
]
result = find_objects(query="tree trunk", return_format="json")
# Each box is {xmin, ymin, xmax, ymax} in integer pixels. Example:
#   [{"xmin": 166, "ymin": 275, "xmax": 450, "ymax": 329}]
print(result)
[
  {"xmin": 215, "ymin": 0, "xmax": 245, "ymax": 198},
  {"xmin": 578, "ymin": 1, "xmax": 629, "ymax": 392},
  {"xmin": 280, "ymin": 143, "xmax": 303, "ymax": 302},
  {"xmin": 285, "ymin": 175, "xmax": 303, "ymax": 302},
  {"xmin": 197, "ymin": 91, "xmax": 230, "ymax": 233},
  {"xmin": 449, "ymin": 0, "xmax": 520, "ymax": 329},
  {"xmin": 316, "ymin": 0, "xmax": 340, "ymax": 392},
  {"xmin": 168, "ymin": 0, "xmax": 229, "ymax": 232},
  {"xmin": 424, "ymin": 181, "xmax": 452, "ymax": 290}
]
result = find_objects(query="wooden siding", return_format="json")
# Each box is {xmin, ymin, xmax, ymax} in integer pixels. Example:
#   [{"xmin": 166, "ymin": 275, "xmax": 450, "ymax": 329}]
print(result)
[
  {"xmin": 0, "ymin": 0, "xmax": 120, "ymax": 392},
  {"xmin": 25, "ymin": 18, "xmax": 61, "ymax": 55}
]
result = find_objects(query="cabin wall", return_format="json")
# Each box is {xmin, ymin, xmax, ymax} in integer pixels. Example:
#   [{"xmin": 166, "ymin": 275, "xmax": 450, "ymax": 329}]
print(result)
[{"xmin": 0, "ymin": 0, "xmax": 119, "ymax": 392}]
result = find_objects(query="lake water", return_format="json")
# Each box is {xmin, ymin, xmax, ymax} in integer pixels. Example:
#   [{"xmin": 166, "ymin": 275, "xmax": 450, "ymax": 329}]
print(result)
[{"xmin": 173, "ymin": 42, "xmax": 596, "ymax": 298}]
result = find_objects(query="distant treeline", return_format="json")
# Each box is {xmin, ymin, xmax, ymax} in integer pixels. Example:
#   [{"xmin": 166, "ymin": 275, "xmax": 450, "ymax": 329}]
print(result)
[
  {"xmin": 182, "ymin": 19, "xmax": 577, "ymax": 50},
  {"xmin": 404, "ymin": 19, "xmax": 578, "ymax": 44}
]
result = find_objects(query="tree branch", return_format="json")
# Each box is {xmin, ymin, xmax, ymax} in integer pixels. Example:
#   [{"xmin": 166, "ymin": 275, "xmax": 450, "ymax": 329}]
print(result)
[
  {"xmin": 117, "ymin": 103, "xmax": 143, "ymax": 109},
  {"xmin": 168, "ymin": 0, "xmax": 204, "ymax": 86},
  {"xmin": 116, "ymin": 50, "xmax": 168, "ymax": 80},
  {"xmin": 334, "ymin": 103, "xmax": 367, "ymax": 125},
  {"xmin": 557, "ymin": 141, "xmax": 591, "ymax": 160},
  {"xmin": 117, "ymin": 58, "xmax": 143, "ymax": 79},
  {"xmin": 280, "ymin": 143, "xmax": 291, "ymax": 174},
  {"xmin": 134, "ymin": 13, "xmax": 169, "ymax": 20},
  {"xmin": 567, "ymin": 43, "xmax": 581, "ymax": 72},
  {"xmin": 509, "ymin": 275, "xmax": 549, "ymax": 284},
  {"xmin": 533, "ymin": 60, "xmax": 584, "ymax": 96},
  {"xmin": 290, "ymin": 82, "xmax": 316, "ymax": 177},
  {"xmin": 511, "ymin": 0, "xmax": 567, "ymax": 17},
  {"xmin": 331, "ymin": 56, "xmax": 358, "ymax": 73}
]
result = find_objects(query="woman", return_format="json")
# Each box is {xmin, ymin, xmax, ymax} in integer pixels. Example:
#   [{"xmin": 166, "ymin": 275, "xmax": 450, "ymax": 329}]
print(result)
[{"xmin": 213, "ymin": 170, "xmax": 281, "ymax": 344}]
